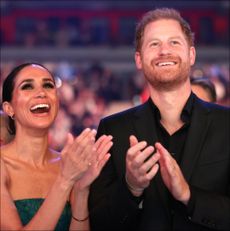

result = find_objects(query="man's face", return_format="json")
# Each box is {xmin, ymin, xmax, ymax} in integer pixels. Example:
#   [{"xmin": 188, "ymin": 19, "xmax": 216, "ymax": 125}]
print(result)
[{"xmin": 135, "ymin": 19, "xmax": 196, "ymax": 91}]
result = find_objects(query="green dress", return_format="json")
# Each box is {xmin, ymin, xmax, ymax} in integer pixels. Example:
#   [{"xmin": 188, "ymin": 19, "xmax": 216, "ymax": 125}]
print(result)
[{"xmin": 14, "ymin": 198, "xmax": 71, "ymax": 231}]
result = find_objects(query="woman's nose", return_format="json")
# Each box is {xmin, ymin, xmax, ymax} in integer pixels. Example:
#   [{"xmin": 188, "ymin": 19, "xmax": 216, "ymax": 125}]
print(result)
[{"xmin": 35, "ymin": 88, "xmax": 46, "ymax": 98}]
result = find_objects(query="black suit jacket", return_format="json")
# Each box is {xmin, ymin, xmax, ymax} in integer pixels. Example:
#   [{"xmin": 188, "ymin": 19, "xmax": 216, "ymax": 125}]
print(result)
[{"xmin": 89, "ymin": 95, "xmax": 230, "ymax": 231}]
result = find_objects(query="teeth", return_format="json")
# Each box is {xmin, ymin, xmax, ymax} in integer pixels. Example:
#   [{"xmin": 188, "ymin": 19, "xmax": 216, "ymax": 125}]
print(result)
[
  {"xmin": 157, "ymin": 62, "xmax": 175, "ymax": 66},
  {"xmin": 30, "ymin": 104, "xmax": 49, "ymax": 111}
]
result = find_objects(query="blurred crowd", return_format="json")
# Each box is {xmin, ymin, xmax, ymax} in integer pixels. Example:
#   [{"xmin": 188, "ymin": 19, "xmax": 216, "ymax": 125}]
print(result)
[
  {"xmin": 2, "ymin": 15, "xmax": 229, "ymax": 48},
  {"xmin": 1, "ymin": 61, "xmax": 229, "ymax": 150}
]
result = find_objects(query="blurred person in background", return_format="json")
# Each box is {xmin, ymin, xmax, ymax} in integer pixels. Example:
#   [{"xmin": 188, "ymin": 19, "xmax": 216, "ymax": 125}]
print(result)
[
  {"xmin": 89, "ymin": 8, "xmax": 230, "ymax": 231},
  {"xmin": 0, "ymin": 62, "xmax": 113, "ymax": 231},
  {"xmin": 191, "ymin": 77, "xmax": 217, "ymax": 103}
]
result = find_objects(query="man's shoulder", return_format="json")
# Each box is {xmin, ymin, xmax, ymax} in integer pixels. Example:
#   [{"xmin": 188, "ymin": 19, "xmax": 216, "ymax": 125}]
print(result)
[
  {"xmin": 195, "ymin": 96, "xmax": 229, "ymax": 113},
  {"xmin": 101, "ymin": 101, "xmax": 148, "ymax": 123}
]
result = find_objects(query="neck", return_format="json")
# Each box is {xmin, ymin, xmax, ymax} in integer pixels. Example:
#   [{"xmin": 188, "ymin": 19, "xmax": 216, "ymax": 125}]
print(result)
[
  {"xmin": 10, "ymin": 128, "xmax": 50, "ymax": 166},
  {"xmin": 149, "ymin": 81, "xmax": 191, "ymax": 134}
]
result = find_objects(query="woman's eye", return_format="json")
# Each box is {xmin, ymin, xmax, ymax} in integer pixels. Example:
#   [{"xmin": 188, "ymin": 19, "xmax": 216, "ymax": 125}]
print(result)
[
  {"xmin": 21, "ymin": 83, "xmax": 33, "ymax": 90},
  {"xmin": 43, "ymin": 82, "xmax": 55, "ymax": 89}
]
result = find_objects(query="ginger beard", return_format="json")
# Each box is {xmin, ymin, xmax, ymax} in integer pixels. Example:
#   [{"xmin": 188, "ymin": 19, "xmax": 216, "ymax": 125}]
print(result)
[{"xmin": 142, "ymin": 55, "xmax": 191, "ymax": 91}]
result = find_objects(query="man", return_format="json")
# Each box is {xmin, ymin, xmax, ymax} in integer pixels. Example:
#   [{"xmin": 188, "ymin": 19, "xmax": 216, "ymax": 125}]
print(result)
[{"xmin": 89, "ymin": 8, "xmax": 230, "ymax": 231}]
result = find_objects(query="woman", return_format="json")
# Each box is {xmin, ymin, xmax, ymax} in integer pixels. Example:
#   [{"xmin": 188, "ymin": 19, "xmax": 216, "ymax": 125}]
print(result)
[{"xmin": 0, "ymin": 63, "xmax": 113, "ymax": 231}]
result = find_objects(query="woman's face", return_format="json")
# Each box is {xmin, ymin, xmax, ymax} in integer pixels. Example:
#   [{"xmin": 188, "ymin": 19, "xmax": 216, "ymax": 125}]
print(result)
[{"xmin": 6, "ymin": 64, "xmax": 59, "ymax": 132}]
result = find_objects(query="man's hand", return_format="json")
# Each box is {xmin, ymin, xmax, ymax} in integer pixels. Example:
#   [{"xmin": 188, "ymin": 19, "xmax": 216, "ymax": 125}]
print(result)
[
  {"xmin": 125, "ymin": 135, "xmax": 160, "ymax": 197},
  {"xmin": 155, "ymin": 142, "xmax": 190, "ymax": 205}
]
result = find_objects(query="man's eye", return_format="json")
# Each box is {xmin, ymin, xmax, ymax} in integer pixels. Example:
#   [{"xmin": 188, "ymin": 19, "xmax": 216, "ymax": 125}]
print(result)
[
  {"xmin": 150, "ymin": 42, "xmax": 158, "ymax": 47},
  {"xmin": 21, "ymin": 83, "xmax": 33, "ymax": 90},
  {"xmin": 171, "ymin": 40, "xmax": 180, "ymax": 45},
  {"xmin": 43, "ymin": 82, "xmax": 55, "ymax": 89}
]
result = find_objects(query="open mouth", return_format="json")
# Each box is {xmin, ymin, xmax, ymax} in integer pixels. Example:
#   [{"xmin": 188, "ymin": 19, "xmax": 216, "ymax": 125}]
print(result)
[
  {"xmin": 156, "ymin": 61, "xmax": 177, "ymax": 67},
  {"xmin": 30, "ymin": 104, "xmax": 50, "ymax": 114}
]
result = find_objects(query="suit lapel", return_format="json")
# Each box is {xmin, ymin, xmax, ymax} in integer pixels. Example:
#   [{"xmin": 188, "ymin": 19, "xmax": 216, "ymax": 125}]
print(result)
[
  {"xmin": 180, "ymin": 97, "xmax": 211, "ymax": 181},
  {"xmin": 132, "ymin": 99, "xmax": 158, "ymax": 145}
]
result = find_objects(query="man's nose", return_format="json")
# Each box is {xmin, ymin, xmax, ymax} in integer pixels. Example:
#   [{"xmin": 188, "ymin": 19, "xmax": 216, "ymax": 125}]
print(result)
[{"xmin": 159, "ymin": 43, "xmax": 172, "ymax": 55}]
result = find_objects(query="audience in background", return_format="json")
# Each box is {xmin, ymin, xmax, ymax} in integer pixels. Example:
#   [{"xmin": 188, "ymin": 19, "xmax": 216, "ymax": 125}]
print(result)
[
  {"xmin": 191, "ymin": 77, "xmax": 216, "ymax": 102},
  {"xmin": 0, "ymin": 61, "xmax": 229, "ymax": 150}
]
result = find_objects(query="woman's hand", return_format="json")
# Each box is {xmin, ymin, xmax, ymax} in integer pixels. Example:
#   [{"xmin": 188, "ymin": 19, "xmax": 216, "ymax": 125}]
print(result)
[
  {"xmin": 60, "ymin": 128, "xmax": 97, "ymax": 186},
  {"xmin": 73, "ymin": 134, "xmax": 113, "ymax": 191}
]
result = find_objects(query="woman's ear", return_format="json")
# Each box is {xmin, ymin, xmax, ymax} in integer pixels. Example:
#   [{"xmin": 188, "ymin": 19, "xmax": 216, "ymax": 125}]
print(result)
[{"xmin": 2, "ymin": 102, "xmax": 14, "ymax": 118}]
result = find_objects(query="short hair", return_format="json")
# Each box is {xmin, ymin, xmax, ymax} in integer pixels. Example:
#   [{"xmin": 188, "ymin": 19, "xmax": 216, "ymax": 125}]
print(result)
[
  {"xmin": 135, "ymin": 8, "xmax": 195, "ymax": 51},
  {"xmin": 191, "ymin": 77, "xmax": 217, "ymax": 102},
  {"xmin": 2, "ymin": 62, "xmax": 54, "ymax": 134}
]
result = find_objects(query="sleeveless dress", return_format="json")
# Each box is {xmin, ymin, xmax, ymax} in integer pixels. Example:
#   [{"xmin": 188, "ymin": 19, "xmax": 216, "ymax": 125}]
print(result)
[{"xmin": 14, "ymin": 198, "xmax": 71, "ymax": 231}]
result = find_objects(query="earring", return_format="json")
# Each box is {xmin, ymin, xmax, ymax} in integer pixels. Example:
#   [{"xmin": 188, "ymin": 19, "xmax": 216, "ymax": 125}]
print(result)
[{"xmin": 10, "ymin": 114, "xmax": 15, "ymax": 120}]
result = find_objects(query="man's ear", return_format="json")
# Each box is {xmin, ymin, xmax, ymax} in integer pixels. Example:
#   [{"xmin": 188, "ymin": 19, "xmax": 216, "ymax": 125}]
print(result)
[
  {"xmin": 2, "ymin": 101, "xmax": 14, "ymax": 117},
  {"xmin": 135, "ymin": 51, "xmax": 143, "ymax": 70},
  {"xmin": 189, "ymin": 46, "xmax": 196, "ymax": 66}
]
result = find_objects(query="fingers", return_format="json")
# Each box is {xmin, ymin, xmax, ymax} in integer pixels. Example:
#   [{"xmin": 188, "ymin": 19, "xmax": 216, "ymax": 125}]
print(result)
[
  {"xmin": 126, "ymin": 138, "xmax": 160, "ymax": 192},
  {"xmin": 95, "ymin": 135, "xmax": 113, "ymax": 157},
  {"xmin": 133, "ymin": 146, "xmax": 155, "ymax": 167},
  {"xmin": 62, "ymin": 128, "xmax": 97, "ymax": 168},
  {"xmin": 139, "ymin": 151, "xmax": 160, "ymax": 174},
  {"xmin": 146, "ymin": 163, "xmax": 159, "ymax": 180},
  {"xmin": 127, "ymin": 140, "xmax": 148, "ymax": 160},
  {"xmin": 155, "ymin": 142, "xmax": 190, "ymax": 203},
  {"xmin": 97, "ymin": 153, "xmax": 111, "ymax": 173},
  {"xmin": 61, "ymin": 133, "xmax": 74, "ymax": 157},
  {"xmin": 155, "ymin": 142, "xmax": 177, "ymax": 175},
  {"xmin": 129, "ymin": 135, "xmax": 138, "ymax": 147},
  {"xmin": 70, "ymin": 128, "xmax": 96, "ymax": 158}
]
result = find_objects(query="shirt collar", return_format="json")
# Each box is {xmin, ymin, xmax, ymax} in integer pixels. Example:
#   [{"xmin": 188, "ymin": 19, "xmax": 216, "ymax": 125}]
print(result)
[{"xmin": 148, "ymin": 92, "xmax": 195, "ymax": 123}]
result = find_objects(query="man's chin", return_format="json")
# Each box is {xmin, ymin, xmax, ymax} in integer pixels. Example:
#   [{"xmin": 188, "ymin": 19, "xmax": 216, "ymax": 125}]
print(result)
[{"xmin": 149, "ymin": 76, "xmax": 188, "ymax": 91}]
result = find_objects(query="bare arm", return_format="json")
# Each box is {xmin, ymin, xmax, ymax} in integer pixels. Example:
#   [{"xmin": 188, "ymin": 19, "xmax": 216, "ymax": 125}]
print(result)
[
  {"xmin": 1, "ymin": 128, "xmax": 98, "ymax": 230},
  {"xmin": 69, "ymin": 134, "xmax": 113, "ymax": 231}
]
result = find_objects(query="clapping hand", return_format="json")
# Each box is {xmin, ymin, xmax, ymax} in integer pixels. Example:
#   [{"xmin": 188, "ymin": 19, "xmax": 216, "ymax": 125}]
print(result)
[
  {"xmin": 60, "ymin": 128, "xmax": 98, "ymax": 186},
  {"xmin": 74, "ymin": 134, "xmax": 113, "ymax": 191},
  {"xmin": 125, "ymin": 135, "xmax": 160, "ymax": 196},
  {"xmin": 155, "ymin": 142, "xmax": 190, "ymax": 205}
]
